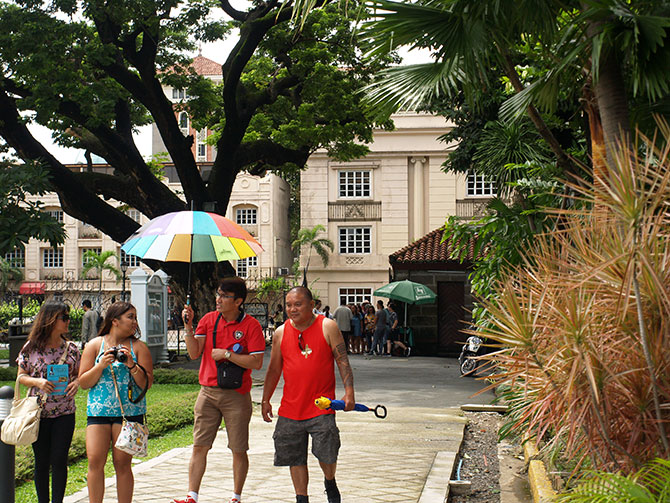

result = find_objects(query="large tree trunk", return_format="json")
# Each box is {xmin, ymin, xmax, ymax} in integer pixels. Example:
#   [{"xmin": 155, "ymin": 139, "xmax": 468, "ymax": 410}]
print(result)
[{"xmin": 586, "ymin": 19, "xmax": 631, "ymax": 165}]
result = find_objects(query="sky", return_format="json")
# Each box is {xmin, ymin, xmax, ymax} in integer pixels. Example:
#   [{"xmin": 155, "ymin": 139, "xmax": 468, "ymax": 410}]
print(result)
[{"xmin": 28, "ymin": 23, "xmax": 433, "ymax": 165}]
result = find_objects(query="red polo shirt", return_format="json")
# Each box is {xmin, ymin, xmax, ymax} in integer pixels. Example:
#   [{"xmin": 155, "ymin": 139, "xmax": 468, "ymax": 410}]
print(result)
[{"xmin": 195, "ymin": 310, "xmax": 265, "ymax": 394}]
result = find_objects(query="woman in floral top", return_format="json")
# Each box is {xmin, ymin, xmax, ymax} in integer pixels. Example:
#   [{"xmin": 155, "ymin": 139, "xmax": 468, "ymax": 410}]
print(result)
[
  {"xmin": 17, "ymin": 300, "xmax": 81, "ymax": 503},
  {"xmin": 79, "ymin": 301, "xmax": 153, "ymax": 503}
]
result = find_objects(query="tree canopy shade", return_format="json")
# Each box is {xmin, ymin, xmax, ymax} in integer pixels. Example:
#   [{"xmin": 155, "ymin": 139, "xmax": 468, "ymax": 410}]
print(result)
[
  {"xmin": 359, "ymin": 0, "xmax": 670, "ymax": 171},
  {"xmin": 0, "ymin": 159, "xmax": 66, "ymax": 256},
  {"xmin": 0, "ymin": 0, "xmax": 390, "ymax": 249}
]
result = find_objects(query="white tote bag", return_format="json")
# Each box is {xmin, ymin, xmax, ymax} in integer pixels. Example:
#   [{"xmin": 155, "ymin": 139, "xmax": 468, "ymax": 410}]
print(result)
[{"xmin": 1, "ymin": 377, "xmax": 42, "ymax": 446}]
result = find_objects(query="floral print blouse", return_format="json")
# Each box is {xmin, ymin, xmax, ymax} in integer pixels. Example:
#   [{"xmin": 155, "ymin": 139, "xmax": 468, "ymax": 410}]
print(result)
[{"xmin": 18, "ymin": 340, "xmax": 81, "ymax": 419}]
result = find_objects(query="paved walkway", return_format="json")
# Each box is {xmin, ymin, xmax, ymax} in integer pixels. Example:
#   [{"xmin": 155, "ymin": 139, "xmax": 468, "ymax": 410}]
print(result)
[{"xmin": 64, "ymin": 353, "xmax": 494, "ymax": 503}]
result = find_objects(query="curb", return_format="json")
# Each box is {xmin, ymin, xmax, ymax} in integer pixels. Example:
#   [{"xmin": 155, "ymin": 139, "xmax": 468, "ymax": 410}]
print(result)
[{"xmin": 523, "ymin": 437, "xmax": 557, "ymax": 503}]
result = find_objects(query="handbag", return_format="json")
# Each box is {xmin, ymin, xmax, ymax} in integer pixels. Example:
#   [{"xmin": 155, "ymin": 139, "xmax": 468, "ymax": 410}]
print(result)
[
  {"xmin": 0, "ymin": 377, "xmax": 42, "ymax": 445},
  {"xmin": 110, "ymin": 366, "xmax": 148, "ymax": 457},
  {"xmin": 212, "ymin": 314, "xmax": 245, "ymax": 389},
  {"xmin": 1, "ymin": 342, "xmax": 71, "ymax": 446}
]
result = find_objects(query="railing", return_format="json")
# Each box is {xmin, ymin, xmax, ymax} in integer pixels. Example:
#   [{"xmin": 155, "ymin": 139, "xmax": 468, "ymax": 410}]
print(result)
[
  {"xmin": 455, "ymin": 199, "xmax": 492, "ymax": 219},
  {"xmin": 328, "ymin": 201, "xmax": 382, "ymax": 221}
]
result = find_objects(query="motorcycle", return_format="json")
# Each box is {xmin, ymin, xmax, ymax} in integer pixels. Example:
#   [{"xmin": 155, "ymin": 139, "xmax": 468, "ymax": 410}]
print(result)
[{"xmin": 458, "ymin": 334, "xmax": 483, "ymax": 376}]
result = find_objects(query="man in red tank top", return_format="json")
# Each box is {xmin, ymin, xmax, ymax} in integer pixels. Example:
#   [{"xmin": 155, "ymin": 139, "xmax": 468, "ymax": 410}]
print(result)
[{"xmin": 262, "ymin": 286, "xmax": 355, "ymax": 503}]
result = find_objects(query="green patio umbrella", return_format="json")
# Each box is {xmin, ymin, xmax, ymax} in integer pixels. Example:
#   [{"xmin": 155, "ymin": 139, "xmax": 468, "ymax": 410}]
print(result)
[{"xmin": 373, "ymin": 280, "xmax": 437, "ymax": 328}]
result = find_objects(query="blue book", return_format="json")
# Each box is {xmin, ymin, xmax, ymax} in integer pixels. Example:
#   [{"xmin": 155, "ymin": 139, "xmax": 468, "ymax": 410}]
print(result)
[{"xmin": 47, "ymin": 364, "xmax": 69, "ymax": 396}]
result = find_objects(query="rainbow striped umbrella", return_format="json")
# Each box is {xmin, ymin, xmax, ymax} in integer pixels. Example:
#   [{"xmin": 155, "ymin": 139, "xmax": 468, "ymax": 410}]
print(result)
[{"xmin": 121, "ymin": 211, "xmax": 263, "ymax": 262}]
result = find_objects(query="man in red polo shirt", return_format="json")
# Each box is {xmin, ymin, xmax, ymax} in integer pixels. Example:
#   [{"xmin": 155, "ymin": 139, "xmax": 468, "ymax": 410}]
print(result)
[
  {"xmin": 172, "ymin": 277, "xmax": 265, "ymax": 503},
  {"xmin": 262, "ymin": 286, "xmax": 355, "ymax": 503}
]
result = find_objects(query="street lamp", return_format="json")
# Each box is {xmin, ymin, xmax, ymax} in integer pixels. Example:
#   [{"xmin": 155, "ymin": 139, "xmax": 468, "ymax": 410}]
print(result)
[{"xmin": 120, "ymin": 260, "xmax": 128, "ymax": 302}]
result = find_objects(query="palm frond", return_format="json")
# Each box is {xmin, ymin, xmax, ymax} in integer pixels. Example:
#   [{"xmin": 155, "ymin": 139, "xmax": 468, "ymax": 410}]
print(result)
[{"xmin": 363, "ymin": 60, "xmax": 465, "ymax": 116}]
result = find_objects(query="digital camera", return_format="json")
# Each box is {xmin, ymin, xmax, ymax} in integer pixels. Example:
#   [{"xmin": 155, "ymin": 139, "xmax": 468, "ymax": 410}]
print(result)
[{"xmin": 109, "ymin": 345, "xmax": 128, "ymax": 363}]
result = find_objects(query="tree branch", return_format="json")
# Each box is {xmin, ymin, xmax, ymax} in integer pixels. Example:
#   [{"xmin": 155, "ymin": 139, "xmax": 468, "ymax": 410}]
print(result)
[{"xmin": 220, "ymin": 0, "xmax": 247, "ymax": 21}]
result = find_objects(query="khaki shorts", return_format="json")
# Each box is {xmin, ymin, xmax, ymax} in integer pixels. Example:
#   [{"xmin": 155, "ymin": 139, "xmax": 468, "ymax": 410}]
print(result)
[{"xmin": 193, "ymin": 386, "xmax": 253, "ymax": 451}]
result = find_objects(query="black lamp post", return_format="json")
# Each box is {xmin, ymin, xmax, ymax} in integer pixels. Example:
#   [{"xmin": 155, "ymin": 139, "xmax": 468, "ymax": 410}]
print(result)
[{"xmin": 120, "ymin": 260, "xmax": 128, "ymax": 301}]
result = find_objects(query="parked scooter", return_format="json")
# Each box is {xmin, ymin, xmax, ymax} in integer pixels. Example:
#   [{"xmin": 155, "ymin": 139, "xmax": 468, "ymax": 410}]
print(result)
[{"xmin": 458, "ymin": 334, "xmax": 483, "ymax": 376}]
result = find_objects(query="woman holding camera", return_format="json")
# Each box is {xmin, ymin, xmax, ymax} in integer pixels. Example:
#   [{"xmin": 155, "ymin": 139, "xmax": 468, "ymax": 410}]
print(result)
[
  {"xmin": 17, "ymin": 300, "xmax": 80, "ymax": 503},
  {"xmin": 79, "ymin": 301, "xmax": 153, "ymax": 503}
]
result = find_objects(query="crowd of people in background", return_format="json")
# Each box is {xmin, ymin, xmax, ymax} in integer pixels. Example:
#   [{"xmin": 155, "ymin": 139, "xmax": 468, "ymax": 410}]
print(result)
[{"xmin": 312, "ymin": 298, "xmax": 411, "ymax": 357}]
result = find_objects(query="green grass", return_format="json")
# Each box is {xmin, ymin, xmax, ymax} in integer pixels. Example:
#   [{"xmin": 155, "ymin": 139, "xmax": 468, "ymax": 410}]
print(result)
[
  {"xmin": 7, "ymin": 382, "xmax": 200, "ymax": 502},
  {"xmin": 0, "ymin": 348, "xmax": 8, "ymax": 360}
]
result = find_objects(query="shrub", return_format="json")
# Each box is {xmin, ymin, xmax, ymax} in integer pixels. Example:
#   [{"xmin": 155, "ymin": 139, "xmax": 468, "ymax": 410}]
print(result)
[
  {"xmin": 0, "ymin": 299, "xmax": 41, "ymax": 331},
  {"xmin": 480, "ymin": 129, "xmax": 670, "ymax": 474},
  {"xmin": 152, "ymin": 368, "xmax": 199, "ymax": 384},
  {"xmin": 14, "ymin": 388, "xmax": 199, "ymax": 483},
  {"xmin": 0, "ymin": 367, "xmax": 17, "ymax": 380}
]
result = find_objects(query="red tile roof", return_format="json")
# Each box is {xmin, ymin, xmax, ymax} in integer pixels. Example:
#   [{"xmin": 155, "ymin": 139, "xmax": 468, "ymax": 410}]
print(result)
[
  {"xmin": 390, "ymin": 227, "xmax": 477, "ymax": 266},
  {"xmin": 192, "ymin": 55, "xmax": 222, "ymax": 76}
]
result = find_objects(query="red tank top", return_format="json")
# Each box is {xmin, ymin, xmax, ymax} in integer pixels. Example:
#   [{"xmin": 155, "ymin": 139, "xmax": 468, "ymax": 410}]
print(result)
[{"xmin": 278, "ymin": 315, "xmax": 336, "ymax": 420}]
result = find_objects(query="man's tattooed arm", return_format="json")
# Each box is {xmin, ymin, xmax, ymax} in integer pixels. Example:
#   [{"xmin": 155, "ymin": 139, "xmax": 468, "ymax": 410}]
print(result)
[{"xmin": 333, "ymin": 342, "xmax": 354, "ymax": 389}]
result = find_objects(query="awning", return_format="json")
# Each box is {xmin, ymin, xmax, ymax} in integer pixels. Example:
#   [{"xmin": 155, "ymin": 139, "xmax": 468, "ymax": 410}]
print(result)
[{"xmin": 19, "ymin": 282, "xmax": 45, "ymax": 295}]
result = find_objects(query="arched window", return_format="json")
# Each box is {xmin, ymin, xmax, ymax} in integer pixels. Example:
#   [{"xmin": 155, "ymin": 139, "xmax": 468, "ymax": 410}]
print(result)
[{"xmin": 178, "ymin": 112, "xmax": 189, "ymax": 133}]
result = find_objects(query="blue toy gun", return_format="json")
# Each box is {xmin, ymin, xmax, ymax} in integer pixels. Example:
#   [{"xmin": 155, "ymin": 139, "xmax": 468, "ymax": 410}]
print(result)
[{"xmin": 314, "ymin": 396, "xmax": 387, "ymax": 419}]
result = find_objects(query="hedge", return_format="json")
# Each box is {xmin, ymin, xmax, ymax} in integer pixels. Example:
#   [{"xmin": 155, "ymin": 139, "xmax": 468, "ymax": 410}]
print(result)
[
  {"xmin": 15, "ymin": 389, "xmax": 200, "ymax": 484},
  {"xmin": 11, "ymin": 368, "xmax": 200, "ymax": 484}
]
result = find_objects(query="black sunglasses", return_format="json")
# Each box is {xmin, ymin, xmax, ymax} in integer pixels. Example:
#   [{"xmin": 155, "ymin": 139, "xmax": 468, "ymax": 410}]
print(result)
[
  {"xmin": 58, "ymin": 314, "xmax": 70, "ymax": 321},
  {"xmin": 298, "ymin": 332, "xmax": 305, "ymax": 352}
]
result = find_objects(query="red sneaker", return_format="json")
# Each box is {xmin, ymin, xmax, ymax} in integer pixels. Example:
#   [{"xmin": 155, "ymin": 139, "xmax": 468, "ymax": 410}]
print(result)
[{"xmin": 172, "ymin": 497, "xmax": 196, "ymax": 503}]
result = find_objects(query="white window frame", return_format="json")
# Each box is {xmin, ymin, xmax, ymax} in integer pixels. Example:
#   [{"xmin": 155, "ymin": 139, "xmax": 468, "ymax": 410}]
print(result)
[
  {"xmin": 235, "ymin": 207, "xmax": 257, "ymax": 225},
  {"xmin": 42, "ymin": 248, "xmax": 63, "ymax": 268},
  {"xmin": 338, "ymin": 170, "xmax": 371, "ymax": 199},
  {"xmin": 196, "ymin": 129, "xmax": 207, "ymax": 161},
  {"xmin": 467, "ymin": 171, "xmax": 496, "ymax": 197},
  {"xmin": 178, "ymin": 112, "xmax": 189, "ymax": 134},
  {"xmin": 4, "ymin": 247, "xmax": 25, "ymax": 268},
  {"xmin": 236, "ymin": 256, "xmax": 258, "ymax": 278},
  {"xmin": 172, "ymin": 88, "xmax": 188, "ymax": 100},
  {"xmin": 120, "ymin": 250, "xmax": 141, "ymax": 268},
  {"xmin": 338, "ymin": 227, "xmax": 371, "ymax": 255},
  {"xmin": 338, "ymin": 287, "xmax": 372, "ymax": 306},
  {"xmin": 47, "ymin": 210, "xmax": 64, "ymax": 223},
  {"xmin": 127, "ymin": 209, "xmax": 142, "ymax": 223},
  {"xmin": 81, "ymin": 247, "xmax": 102, "ymax": 267}
]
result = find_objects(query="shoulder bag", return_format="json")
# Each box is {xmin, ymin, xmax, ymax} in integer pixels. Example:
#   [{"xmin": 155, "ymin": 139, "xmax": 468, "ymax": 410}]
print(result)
[
  {"xmin": 1, "ymin": 341, "xmax": 71, "ymax": 446},
  {"xmin": 213, "ymin": 313, "xmax": 245, "ymax": 389},
  {"xmin": 110, "ymin": 365, "xmax": 148, "ymax": 457}
]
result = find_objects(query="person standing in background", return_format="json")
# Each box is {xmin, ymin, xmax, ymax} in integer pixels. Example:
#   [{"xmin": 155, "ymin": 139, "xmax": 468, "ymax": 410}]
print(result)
[
  {"xmin": 332, "ymin": 301, "xmax": 353, "ymax": 354},
  {"xmin": 80, "ymin": 300, "xmax": 100, "ymax": 349}
]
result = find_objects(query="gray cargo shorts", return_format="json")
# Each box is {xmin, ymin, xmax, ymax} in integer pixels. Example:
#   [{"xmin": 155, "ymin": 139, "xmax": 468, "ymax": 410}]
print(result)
[{"xmin": 273, "ymin": 414, "xmax": 341, "ymax": 466}]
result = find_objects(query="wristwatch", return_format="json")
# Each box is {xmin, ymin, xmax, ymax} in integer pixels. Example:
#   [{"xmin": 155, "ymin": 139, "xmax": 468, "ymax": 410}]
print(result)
[{"xmin": 224, "ymin": 350, "xmax": 231, "ymax": 359}]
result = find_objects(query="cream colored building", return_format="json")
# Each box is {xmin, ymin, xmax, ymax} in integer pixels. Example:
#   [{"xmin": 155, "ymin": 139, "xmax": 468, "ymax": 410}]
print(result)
[
  {"xmin": 299, "ymin": 111, "xmax": 492, "ymax": 308},
  {"xmin": 7, "ymin": 166, "xmax": 291, "ymax": 302}
]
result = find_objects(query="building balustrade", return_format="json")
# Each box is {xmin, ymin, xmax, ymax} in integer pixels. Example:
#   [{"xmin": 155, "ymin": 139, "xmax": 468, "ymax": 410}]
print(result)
[
  {"xmin": 328, "ymin": 201, "xmax": 382, "ymax": 221},
  {"xmin": 455, "ymin": 198, "xmax": 493, "ymax": 219}
]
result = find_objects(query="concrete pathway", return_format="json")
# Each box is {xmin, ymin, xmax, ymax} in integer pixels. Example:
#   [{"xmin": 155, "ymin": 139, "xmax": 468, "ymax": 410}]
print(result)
[{"xmin": 64, "ymin": 353, "xmax": 495, "ymax": 503}]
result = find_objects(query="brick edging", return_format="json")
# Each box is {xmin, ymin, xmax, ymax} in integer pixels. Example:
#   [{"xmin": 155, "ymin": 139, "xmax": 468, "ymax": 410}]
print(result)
[{"xmin": 523, "ymin": 436, "xmax": 557, "ymax": 502}]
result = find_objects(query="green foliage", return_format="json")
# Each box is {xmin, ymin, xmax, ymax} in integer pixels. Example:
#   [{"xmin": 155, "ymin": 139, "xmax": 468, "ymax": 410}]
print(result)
[
  {"xmin": 0, "ymin": 299, "xmax": 42, "ymax": 331},
  {"xmin": 152, "ymin": 367, "xmax": 200, "ymax": 384},
  {"xmin": 0, "ymin": 366, "xmax": 17, "ymax": 380},
  {"xmin": 558, "ymin": 458, "xmax": 670, "ymax": 502},
  {"xmin": 444, "ymin": 175, "xmax": 560, "ymax": 323},
  {"xmin": 13, "ymin": 384, "xmax": 199, "ymax": 484},
  {"xmin": 0, "ymin": 159, "xmax": 66, "ymax": 256},
  {"xmin": 292, "ymin": 224, "xmax": 334, "ymax": 285},
  {"xmin": 0, "ymin": 257, "xmax": 23, "ymax": 294},
  {"xmin": 478, "ymin": 128, "xmax": 670, "ymax": 474}
]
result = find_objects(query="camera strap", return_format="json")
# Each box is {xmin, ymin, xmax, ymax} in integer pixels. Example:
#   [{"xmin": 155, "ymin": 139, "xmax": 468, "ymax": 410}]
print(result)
[{"xmin": 128, "ymin": 363, "xmax": 149, "ymax": 404}]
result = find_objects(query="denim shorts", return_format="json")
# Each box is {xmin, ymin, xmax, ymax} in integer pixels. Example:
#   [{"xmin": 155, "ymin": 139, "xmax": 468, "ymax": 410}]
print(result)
[
  {"xmin": 87, "ymin": 414, "xmax": 145, "ymax": 426},
  {"xmin": 273, "ymin": 414, "xmax": 340, "ymax": 466}
]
